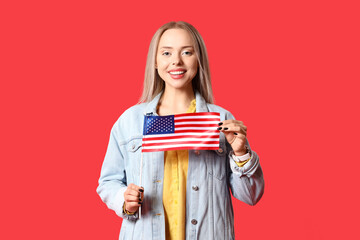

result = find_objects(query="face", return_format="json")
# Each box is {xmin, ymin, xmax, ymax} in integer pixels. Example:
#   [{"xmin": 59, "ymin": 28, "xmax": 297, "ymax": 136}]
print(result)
[{"xmin": 156, "ymin": 28, "xmax": 198, "ymax": 92}]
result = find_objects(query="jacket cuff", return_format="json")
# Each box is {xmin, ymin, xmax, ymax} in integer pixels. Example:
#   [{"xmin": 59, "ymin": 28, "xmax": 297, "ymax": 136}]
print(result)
[{"xmin": 229, "ymin": 150, "xmax": 260, "ymax": 177}]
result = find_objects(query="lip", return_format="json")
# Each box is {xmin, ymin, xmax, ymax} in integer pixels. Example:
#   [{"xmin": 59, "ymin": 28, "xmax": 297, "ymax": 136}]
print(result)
[
  {"xmin": 168, "ymin": 68, "xmax": 186, "ymax": 79},
  {"xmin": 168, "ymin": 68, "xmax": 187, "ymax": 73}
]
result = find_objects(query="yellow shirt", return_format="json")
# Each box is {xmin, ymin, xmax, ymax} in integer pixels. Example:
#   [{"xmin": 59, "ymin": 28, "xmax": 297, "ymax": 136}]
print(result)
[{"xmin": 162, "ymin": 99, "xmax": 196, "ymax": 240}]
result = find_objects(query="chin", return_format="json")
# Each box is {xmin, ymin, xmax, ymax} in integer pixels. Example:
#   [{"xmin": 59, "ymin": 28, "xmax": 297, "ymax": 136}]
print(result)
[{"xmin": 166, "ymin": 80, "xmax": 192, "ymax": 90}]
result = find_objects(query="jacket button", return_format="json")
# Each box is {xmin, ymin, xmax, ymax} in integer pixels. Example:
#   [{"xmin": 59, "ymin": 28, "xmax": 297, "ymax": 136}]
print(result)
[
  {"xmin": 218, "ymin": 148, "xmax": 223, "ymax": 153},
  {"xmin": 194, "ymin": 150, "xmax": 200, "ymax": 155},
  {"xmin": 191, "ymin": 219, "xmax": 197, "ymax": 225},
  {"xmin": 192, "ymin": 185, "xmax": 199, "ymax": 191}
]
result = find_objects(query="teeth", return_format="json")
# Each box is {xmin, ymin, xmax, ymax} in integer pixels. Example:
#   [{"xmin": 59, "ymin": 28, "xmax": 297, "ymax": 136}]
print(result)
[{"xmin": 169, "ymin": 71, "xmax": 185, "ymax": 75}]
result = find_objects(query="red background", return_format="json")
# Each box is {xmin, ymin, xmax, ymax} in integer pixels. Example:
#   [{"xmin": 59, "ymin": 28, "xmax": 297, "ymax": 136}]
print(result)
[{"xmin": 1, "ymin": 0, "xmax": 359, "ymax": 239}]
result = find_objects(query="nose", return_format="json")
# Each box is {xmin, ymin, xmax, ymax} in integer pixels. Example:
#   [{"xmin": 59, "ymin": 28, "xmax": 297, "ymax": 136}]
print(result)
[{"xmin": 172, "ymin": 53, "xmax": 183, "ymax": 65}]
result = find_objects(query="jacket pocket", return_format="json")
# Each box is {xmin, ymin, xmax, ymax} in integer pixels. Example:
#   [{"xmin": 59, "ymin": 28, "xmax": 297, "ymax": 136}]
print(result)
[
  {"xmin": 127, "ymin": 137, "xmax": 142, "ymax": 152},
  {"xmin": 207, "ymin": 140, "xmax": 227, "ymax": 181},
  {"xmin": 125, "ymin": 137, "xmax": 142, "ymax": 183}
]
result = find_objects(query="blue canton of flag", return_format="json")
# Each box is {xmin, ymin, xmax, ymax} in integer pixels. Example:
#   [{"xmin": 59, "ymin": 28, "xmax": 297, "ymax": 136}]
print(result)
[{"xmin": 143, "ymin": 115, "xmax": 175, "ymax": 135}]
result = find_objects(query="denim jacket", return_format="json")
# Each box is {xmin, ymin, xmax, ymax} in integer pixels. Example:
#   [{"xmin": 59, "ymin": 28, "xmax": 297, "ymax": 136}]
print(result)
[{"xmin": 96, "ymin": 91, "xmax": 265, "ymax": 240}]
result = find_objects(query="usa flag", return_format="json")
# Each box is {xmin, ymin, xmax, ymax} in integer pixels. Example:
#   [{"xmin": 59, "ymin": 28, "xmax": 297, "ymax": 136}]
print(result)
[{"xmin": 142, "ymin": 112, "xmax": 220, "ymax": 152}]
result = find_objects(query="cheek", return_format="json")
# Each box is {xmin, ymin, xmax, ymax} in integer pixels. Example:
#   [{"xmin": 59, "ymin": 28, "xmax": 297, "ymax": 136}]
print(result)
[
  {"xmin": 157, "ymin": 59, "xmax": 169, "ymax": 70},
  {"xmin": 190, "ymin": 62, "xmax": 199, "ymax": 75},
  {"xmin": 190, "ymin": 58, "xmax": 198, "ymax": 70},
  {"xmin": 156, "ymin": 55, "xmax": 164, "ymax": 66}
]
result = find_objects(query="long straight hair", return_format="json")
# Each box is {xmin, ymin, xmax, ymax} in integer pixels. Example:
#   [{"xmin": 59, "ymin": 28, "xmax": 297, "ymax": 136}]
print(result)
[{"xmin": 139, "ymin": 21, "xmax": 214, "ymax": 104}]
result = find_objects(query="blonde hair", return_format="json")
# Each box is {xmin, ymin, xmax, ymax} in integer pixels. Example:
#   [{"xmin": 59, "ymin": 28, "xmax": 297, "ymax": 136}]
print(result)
[{"xmin": 139, "ymin": 21, "xmax": 214, "ymax": 104}]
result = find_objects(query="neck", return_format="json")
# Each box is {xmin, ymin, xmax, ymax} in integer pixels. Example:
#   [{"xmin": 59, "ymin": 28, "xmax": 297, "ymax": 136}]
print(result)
[{"xmin": 158, "ymin": 87, "xmax": 195, "ymax": 115}]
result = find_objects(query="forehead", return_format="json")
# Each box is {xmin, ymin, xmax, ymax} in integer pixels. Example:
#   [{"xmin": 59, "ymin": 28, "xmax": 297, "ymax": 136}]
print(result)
[{"xmin": 158, "ymin": 28, "xmax": 195, "ymax": 48}]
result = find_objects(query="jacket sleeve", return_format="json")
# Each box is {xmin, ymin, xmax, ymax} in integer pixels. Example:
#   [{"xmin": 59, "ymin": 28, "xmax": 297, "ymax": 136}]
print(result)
[
  {"xmin": 226, "ymin": 111, "xmax": 265, "ymax": 206},
  {"xmin": 96, "ymin": 121, "xmax": 139, "ymax": 220}
]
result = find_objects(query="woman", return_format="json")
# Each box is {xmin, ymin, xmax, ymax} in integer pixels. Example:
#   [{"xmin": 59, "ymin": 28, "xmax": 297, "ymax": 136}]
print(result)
[{"xmin": 97, "ymin": 21, "xmax": 264, "ymax": 240}]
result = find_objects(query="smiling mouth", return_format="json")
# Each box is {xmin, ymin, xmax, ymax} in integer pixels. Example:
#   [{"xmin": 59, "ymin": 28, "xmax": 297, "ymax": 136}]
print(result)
[{"xmin": 169, "ymin": 71, "xmax": 186, "ymax": 75}]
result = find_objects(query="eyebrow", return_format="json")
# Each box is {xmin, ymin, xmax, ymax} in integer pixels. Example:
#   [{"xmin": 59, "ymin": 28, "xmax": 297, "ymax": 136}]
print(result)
[{"xmin": 159, "ymin": 46, "xmax": 194, "ymax": 49}]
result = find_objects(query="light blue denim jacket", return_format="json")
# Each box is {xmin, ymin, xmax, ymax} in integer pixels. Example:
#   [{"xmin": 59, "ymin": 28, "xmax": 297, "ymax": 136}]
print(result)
[{"xmin": 96, "ymin": 91, "xmax": 264, "ymax": 240}]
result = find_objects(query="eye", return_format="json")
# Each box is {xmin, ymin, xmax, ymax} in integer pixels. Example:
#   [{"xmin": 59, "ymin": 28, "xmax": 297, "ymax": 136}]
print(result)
[
  {"xmin": 162, "ymin": 51, "xmax": 170, "ymax": 56},
  {"xmin": 182, "ymin": 51, "xmax": 192, "ymax": 56}
]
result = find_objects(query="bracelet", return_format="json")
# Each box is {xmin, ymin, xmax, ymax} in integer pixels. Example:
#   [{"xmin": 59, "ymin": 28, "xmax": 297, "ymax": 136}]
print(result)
[{"xmin": 123, "ymin": 202, "xmax": 136, "ymax": 215}]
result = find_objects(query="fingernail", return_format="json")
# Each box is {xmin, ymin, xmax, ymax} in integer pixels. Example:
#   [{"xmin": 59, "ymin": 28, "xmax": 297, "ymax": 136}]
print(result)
[
  {"xmin": 218, "ymin": 122, "xmax": 223, "ymax": 126},
  {"xmin": 234, "ymin": 132, "xmax": 238, "ymax": 135},
  {"xmin": 139, "ymin": 188, "xmax": 144, "ymax": 193},
  {"xmin": 223, "ymin": 127, "xmax": 228, "ymax": 130},
  {"xmin": 217, "ymin": 127, "xmax": 222, "ymax": 130}
]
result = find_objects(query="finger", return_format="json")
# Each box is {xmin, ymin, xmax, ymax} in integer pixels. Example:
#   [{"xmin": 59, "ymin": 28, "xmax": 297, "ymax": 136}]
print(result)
[
  {"xmin": 127, "ymin": 201, "xmax": 142, "ymax": 207},
  {"xmin": 233, "ymin": 132, "xmax": 247, "ymax": 139},
  {"xmin": 220, "ymin": 122, "xmax": 247, "ymax": 130},
  {"xmin": 125, "ymin": 202, "xmax": 141, "ymax": 212},
  {"xmin": 125, "ymin": 194, "xmax": 142, "ymax": 202},
  {"xmin": 219, "ymin": 125, "xmax": 247, "ymax": 136},
  {"xmin": 135, "ymin": 186, "xmax": 144, "ymax": 201},
  {"xmin": 235, "ymin": 126, "xmax": 247, "ymax": 136},
  {"xmin": 218, "ymin": 121, "xmax": 246, "ymax": 128},
  {"xmin": 124, "ymin": 190, "xmax": 140, "ymax": 202},
  {"xmin": 127, "ymin": 189, "xmax": 142, "ymax": 197},
  {"xmin": 225, "ymin": 122, "xmax": 247, "ymax": 132},
  {"xmin": 129, "ymin": 183, "xmax": 140, "ymax": 190},
  {"xmin": 128, "ymin": 184, "xmax": 144, "ymax": 194},
  {"xmin": 132, "ymin": 184, "xmax": 145, "ymax": 194},
  {"xmin": 218, "ymin": 120, "xmax": 246, "ymax": 131},
  {"xmin": 140, "ymin": 188, "xmax": 144, "ymax": 201},
  {"xmin": 125, "ymin": 192, "xmax": 143, "ymax": 203},
  {"xmin": 218, "ymin": 119, "xmax": 239, "ymax": 125}
]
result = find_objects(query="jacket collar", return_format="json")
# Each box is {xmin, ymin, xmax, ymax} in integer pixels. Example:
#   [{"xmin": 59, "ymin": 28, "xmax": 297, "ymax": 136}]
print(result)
[{"xmin": 143, "ymin": 90, "xmax": 209, "ymax": 115}]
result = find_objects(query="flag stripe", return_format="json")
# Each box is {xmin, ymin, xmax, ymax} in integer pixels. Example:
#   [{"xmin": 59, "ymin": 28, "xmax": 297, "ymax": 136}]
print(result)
[
  {"xmin": 174, "ymin": 112, "xmax": 220, "ymax": 118},
  {"xmin": 174, "ymin": 119, "xmax": 220, "ymax": 123},
  {"xmin": 142, "ymin": 140, "xmax": 219, "ymax": 147},
  {"xmin": 175, "ymin": 129, "xmax": 219, "ymax": 133},
  {"xmin": 143, "ymin": 132, "xmax": 219, "ymax": 138},
  {"xmin": 143, "ymin": 138, "xmax": 219, "ymax": 144},
  {"xmin": 142, "ymin": 146, "xmax": 219, "ymax": 152},
  {"xmin": 143, "ymin": 138, "xmax": 219, "ymax": 146},
  {"xmin": 142, "ymin": 143, "xmax": 219, "ymax": 150},
  {"xmin": 175, "ymin": 127, "xmax": 218, "ymax": 131},
  {"xmin": 174, "ymin": 116, "xmax": 220, "ymax": 121},
  {"xmin": 143, "ymin": 133, "xmax": 219, "ymax": 141},
  {"xmin": 174, "ymin": 123, "xmax": 219, "ymax": 128}
]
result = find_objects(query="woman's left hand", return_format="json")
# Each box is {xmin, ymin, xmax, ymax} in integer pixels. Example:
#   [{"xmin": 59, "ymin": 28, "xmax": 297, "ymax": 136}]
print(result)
[{"xmin": 218, "ymin": 120, "xmax": 248, "ymax": 156}]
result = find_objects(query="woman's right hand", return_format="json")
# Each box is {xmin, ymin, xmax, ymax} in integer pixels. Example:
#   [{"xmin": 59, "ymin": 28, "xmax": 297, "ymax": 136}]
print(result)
[{"xmin": 123, "ymin": 183, "xmax": 144, "ymax": 213}]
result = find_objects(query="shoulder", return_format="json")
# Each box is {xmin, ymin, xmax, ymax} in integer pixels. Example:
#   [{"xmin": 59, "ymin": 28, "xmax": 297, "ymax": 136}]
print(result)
[
  {"xmin": 119, "ymin": 103, "xmax": 147, "ymax": 122},
  {"xmin": 114, "ymin": 103, "xmax": 147, "ymax": 126},
  {"xmin": 206, "ymin": 103, "xmax": 236, "ymax": 120},
  {"xmin": 110, "ymin": 103, "xmax": 147, "ymax": 142}
]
